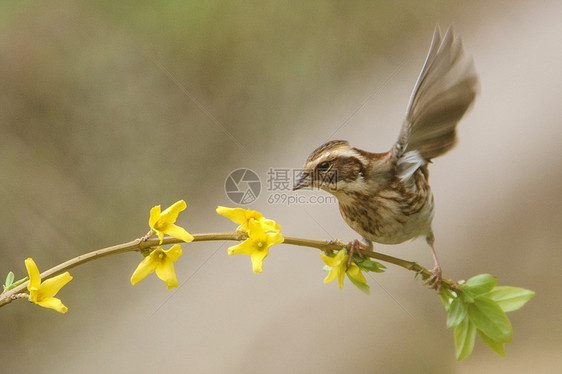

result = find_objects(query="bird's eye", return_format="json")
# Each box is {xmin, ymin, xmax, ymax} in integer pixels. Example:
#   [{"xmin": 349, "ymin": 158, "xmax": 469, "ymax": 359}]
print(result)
[{"xmin": 318, "ymin": 161, "xmax": 331, "ymax": 169}]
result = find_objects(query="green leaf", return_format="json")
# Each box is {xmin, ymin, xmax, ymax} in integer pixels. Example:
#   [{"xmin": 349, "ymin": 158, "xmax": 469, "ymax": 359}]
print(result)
[
  {"xmin": 353, "ymin": 257, "xmax": 386, "ymax": 273},
  {"xmin": 458, "ymin": 288, "xmax": 475, "ymax": 304},
  {"xmin": 5, "ymin": 272, "xmax": 14, "ymax": 287},
  {"xmin": 447, "ymin": 298, "xmax": 468, "ymax": 329},
  {"xmin": 10, "ymin": 276, "xmax": 28, "ymax": 289},
  {"xmin": 486, "ymin": 286, "xmax": 536, "ymax": 312},
  {"xmin": 439, "ymin": 289, "xmax": 453, "ymax": 311},
  {"xmin": 3, "ymin": 273, "xmax": 28, "ymax": 291},
  {"xmin": 348, "ymin": 275, "xmax": 370, "ymax": 295},
  {"xmin": 468, "ymin": 296, "xmax": 513, "ymax": 343},
  {"xmin": 454, "ymin": 317, "xmax": 476, "ymax": 361},
  {"xmin": 477, "ymin": 329, "xmax": 505, "ymax": 357},
  {"xmin": 465, "ymin": 274, "xmax": 497, "ymax": 295}
]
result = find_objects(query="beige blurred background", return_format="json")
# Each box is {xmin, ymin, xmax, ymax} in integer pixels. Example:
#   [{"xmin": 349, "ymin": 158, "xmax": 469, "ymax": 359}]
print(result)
[{"xmin": 1, "ymin": 1, "xmax": 561, "ymax": 373}]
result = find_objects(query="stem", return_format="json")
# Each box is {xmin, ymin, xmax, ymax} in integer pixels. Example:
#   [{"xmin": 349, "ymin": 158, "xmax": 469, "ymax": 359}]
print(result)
[
  {"xmin": 0, "ymin": 232, "xmax": 456, "ymax": 308},
  {"xmin": 281, "ymin": 237, "xmax": 457, "ymax": 290}
]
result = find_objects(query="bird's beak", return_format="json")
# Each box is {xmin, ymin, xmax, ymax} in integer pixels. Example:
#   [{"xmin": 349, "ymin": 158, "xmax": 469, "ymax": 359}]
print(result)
[{"xmin": 293, "ymin": 171, "xmax": 312, "ymax": 191}]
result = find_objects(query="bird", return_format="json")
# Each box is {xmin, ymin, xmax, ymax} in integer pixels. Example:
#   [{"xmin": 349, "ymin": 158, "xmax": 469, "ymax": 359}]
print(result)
[{"xmin": 293, "ymin": 26, "xmax": 478, "ymax": 290}]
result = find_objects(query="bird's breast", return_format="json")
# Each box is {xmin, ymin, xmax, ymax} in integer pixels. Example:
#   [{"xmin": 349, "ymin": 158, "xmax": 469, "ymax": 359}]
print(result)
[{"xmin": 336, "ymin": 174, "xmax": 434, "ymax": 244}]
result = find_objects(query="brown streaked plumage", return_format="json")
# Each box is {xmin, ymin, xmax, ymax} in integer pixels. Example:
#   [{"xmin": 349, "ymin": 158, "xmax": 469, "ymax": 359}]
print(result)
[{"xmin": 294, "ymin": 26, "xmax": 478, "ymax": 290}]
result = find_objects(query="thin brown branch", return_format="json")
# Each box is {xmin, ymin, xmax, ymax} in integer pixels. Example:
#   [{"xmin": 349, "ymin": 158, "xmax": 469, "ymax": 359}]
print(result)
[{"xmin": 0, "ymin": 232, "xmax": 456, "ymax": 309}]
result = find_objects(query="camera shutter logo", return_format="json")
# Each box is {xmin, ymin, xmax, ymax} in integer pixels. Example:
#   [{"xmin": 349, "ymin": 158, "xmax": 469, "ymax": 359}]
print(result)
[{"xmin": 225, "ymin": 169, "xmax": 261, "ymax": 205}]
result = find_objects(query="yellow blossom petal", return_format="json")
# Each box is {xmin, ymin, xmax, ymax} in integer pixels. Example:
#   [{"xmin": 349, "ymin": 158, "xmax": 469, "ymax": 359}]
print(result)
[
  {"xmin": 248, "ymin": 219, "xmax": 267, "ymax": 241},
  {"xmin": 269, "ymin": 232, "xmax": 284, "ymax": 246},
  {"xmin": 131, "ymin": 255, "xmax": 159, "ymax": 286},
  {"xmin": 155, "ymin": 229, "xmax": 166, "ymax": 244},
  {"xmin": 320, "ymin": 250, "xmax": 347, "ymax": 267},
  {"xmin": 216, "ymin": 206, "xmax": 254, "ymax": 226},
  {"xmin": 217, "ymin": 206, "xmax": 281, "ymax": 233},
  {"xmin": 320, "ymin": 250, "xmax": 348, "ymax": 289},
  {"xmin": 39, "ymin": 272, "xmax": 73, "ymax": 299},
  {"xmin": 228, "ymin": 240, "xmax": 254, "ymax": 256},
  {"xmin": 29, "ymin": 288, "xmax": 40, "ymax": 303},
  {"xmin": 24, "ymin": 258, "xmax": 72, "ymax": 313},
  {"xmin": 322, "ymin": 265, "xmax": 338, "ymax": 284},
  {"xmin": 163, "ymin": 223, "xmax": 194, "ymax": 243},
  {"xmin": 149, "ymin": 201, "xmax": 192, "ymax": 244},
  {"xmin": 346, "ymin": 263, "xmax": 370, "ymax": 294},
  {"xmin": 149, "ymin": 205, "xmax": 161, "ymax": 229},
  {"xmin": 320, "ymin": 253, "xmax": 334, "ymax": 266},
  {"xmin": 250, "ymin": 250, "xmax": 269, "ymax": 273},
  {"xmin": 164, "ymin": 244, "xmax": 183, "ymax": 261},
  {"xmin": 259, "ymin": 217, "xmax": 281, "ymax": 233},
  {"xmin": 130, "ymin": 246, "xmax": 182, "ymax": 289},
  {"xmin": 337, "ymin": 270, "xmax": 346, "ymax": 289},
  {"xmin": 237, "ymin": 211, "xmax": 265, "ymax": 231},
  {"xmin": 320, "ymin": 250, "xmax": 369, "ymax": 292},
  {"xmin": 347, "ymin": 264, "xmax": 367, "ymax": 284},
  {"xmin": 25, "ymin": 258, "xmax": 41, "ymax": 291},
  {"xmin": 227, "ymin": 221, "xmax": 283, "ymax": 273},
  {"xmin": 36, "ymin": 297, "xmax": 68, "ymax": 314},
  {"xmin": 155, "ymin": 258, "xmax": 179, "ymax": 289},
  {"xmin": 159, "ymin": 200, "xmax": 187, "ymax": 223}
]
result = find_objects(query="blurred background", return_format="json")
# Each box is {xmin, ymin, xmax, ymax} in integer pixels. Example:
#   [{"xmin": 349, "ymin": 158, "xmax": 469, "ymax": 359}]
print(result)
[{"xmin": 1, "ymin": 0, "xmax": 561, "ymax": 373}]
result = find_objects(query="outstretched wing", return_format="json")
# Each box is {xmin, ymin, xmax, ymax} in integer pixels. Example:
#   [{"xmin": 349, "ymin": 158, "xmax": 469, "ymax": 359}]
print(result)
[{"xmin": 393, "ymin": 26, "xmax": 478, "ymax": 167}]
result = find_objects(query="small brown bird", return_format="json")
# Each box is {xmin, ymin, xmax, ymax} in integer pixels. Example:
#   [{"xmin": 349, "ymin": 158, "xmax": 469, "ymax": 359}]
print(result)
[{"xmin": 293, "ymin": 27, "xmax": 478, "ymax": 290}]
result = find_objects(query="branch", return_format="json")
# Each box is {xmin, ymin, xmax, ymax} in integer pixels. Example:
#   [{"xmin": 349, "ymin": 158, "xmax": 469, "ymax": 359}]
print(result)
[{"xmin": 0, "ymin": 232, "xmax": 455, "ymax": 308}]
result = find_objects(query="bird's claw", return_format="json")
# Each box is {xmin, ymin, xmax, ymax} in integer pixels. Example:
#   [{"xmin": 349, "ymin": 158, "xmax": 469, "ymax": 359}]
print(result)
[
  {"xmin": 424, "ymin": 265, "xmax": 443, "ymax": 291},
  {"xmin": 346, "ymin": 239, "xmax": 367, "ymax": 269}
]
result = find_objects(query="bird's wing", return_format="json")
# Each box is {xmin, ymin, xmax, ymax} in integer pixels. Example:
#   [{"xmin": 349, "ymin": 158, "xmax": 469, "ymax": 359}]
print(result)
[{"xmin": 392, "ymin": 26, "xmax": 478, "ymax": 169}]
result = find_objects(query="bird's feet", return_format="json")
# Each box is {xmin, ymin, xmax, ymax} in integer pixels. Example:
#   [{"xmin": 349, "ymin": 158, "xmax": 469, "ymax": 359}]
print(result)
[
  {"xmin": 424, "ymin": 264, "xmax": 443, "ymax": 291},
  {"xmin": 346, "ymin": 239, "xmax": 367, "ymax": 269}
]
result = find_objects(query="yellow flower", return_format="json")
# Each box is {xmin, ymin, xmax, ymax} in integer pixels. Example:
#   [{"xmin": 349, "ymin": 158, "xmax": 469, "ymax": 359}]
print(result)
[
  {"xmin": 216, "ymin": 206, "xmax": 281, "ymax": 233},
  {"xmin": 149, "ymin": 200, "xmax": 194, "ymax": 244},
  {"xmin": 131, "ymin": 245, "xmax": 183, "ymax": 289},
  {"xmin": 320, "ymin": 250, "xmax": 369, "ymax": 293},
  {"xmin": 227, "ymin": 219, "xmax": 284, "ymax": 273},
  {"xmin": 25, "ymin": 258, "xmax": 72, "ymax": 314}
]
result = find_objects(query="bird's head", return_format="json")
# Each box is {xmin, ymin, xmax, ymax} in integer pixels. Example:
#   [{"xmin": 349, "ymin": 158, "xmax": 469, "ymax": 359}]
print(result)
[{"xmin": 293, "ymin": 140, "xmax": 378, "ymax": 194}]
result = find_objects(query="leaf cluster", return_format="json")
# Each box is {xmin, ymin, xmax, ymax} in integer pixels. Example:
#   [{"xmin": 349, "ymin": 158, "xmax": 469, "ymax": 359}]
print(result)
[
  {"xmin": 353, "ymin": 256, "xmax": 386, "ymax": 273},
  {"xmin": 3, "ymin": 272, "xmax": 28, "ymax": 292},
  {"xmin": 440, "ymin": 274, "xmax": 535, "ymax": 360}
]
